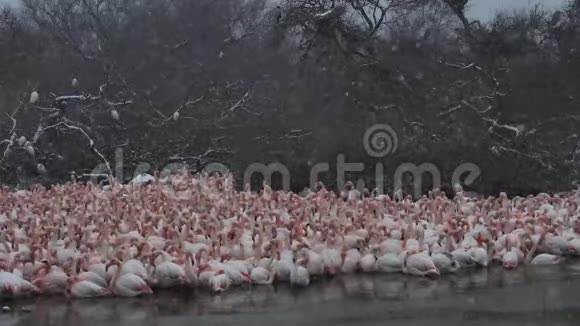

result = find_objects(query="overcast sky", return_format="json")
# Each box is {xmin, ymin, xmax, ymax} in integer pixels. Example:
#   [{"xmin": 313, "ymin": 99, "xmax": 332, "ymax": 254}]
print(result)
[
  {"xmin": 468, "ymin": 0, "xmax": 567, "ymax": 20},
  {"xmin": 0, "ymin": 0, "xmax": 570, "ymax": 21}
]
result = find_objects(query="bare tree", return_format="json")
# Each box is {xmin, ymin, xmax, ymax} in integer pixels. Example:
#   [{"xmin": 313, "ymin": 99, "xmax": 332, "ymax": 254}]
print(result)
[{"xmin": 1, "ymin": 0, "xmax": 579, "ymax": 194}]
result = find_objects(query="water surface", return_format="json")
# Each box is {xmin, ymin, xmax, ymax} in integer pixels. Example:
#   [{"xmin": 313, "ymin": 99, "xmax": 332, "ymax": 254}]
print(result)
[{"xmin": 3, "ymin": 261, "xmax": 580, "ymax": 326}]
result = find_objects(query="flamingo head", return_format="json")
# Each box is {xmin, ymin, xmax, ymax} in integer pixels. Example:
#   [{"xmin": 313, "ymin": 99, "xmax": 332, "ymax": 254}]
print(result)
[
  {"xmin": 426, "ymin": 268, "xmax": 440, "ymax": 278},
  {"xmin": 141, "ymin": 284, "xmax": 154, "ymax": 294},
  {"xmin": 66, "ymin": 275, "xmax": 80, "ymax": 286},
  {"xmin": 241, "ymin": 272, "xmax": 252, "ymax": 283},
  {"xmin": 345, "ymin": 181, "xmax": 353, "ymax": 191},
  {"xmin": 198, "ymin": 262, "xmax": 211, "ymax": 272},
  {"xmin": 220, "ymin": 253, "xmax": 232, "ymax": 262},
  {"xmin": 574, "ymin": 222, "xmax": 580, "ymax": 234},
  {"xmin": 39, "ymin": 259, "xmax": 51, "ymax": 269},
  {"xmin": 105, "ymin": 258, "xmax": 121, "ymax": 272},
  {"xmin": 503, "ymin": 259, "xmax": 517, "ymax": 269},
  {"xmin": 32, "ymin": 277, "xmax": 45, "ymax": 290}
]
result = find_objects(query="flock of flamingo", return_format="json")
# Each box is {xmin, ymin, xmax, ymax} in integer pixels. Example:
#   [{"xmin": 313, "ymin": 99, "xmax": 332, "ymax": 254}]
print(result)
[{"xmin": 1, "ymin": 172, "xmax": 580, "ymax": 300}]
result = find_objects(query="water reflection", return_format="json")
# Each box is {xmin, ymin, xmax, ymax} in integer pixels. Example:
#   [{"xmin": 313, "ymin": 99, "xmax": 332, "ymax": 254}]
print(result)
[{"xmin": 2, "ymin": 264, "xmax": 580, "ymax": 326}]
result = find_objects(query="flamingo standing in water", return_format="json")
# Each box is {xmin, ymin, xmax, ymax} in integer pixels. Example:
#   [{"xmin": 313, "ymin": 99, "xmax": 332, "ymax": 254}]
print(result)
[
  {"xmin": 149, "ymin": 250, "xmax": 188, "ymax": 288},
  {"xmin": 430, "ymin": 252, "xmax": 459, "ymax": 274},
  {"xmin": 341, "ymin": 248, "xmax": 361, "ymax": 274},
  {"xmin": 524, "ymin": 233, "xmax": 562, "ymax": 265},
  {"xmin": 66, "ymin": 276, "xmax": 111, "ymax": 299},
  {"xmin": 250, "ymin": 266, "xmax": 275, "ymax": 285},
  {"xmin": 290, "ymin": 254, "xmax": 310, "ymax": 287},
  {"xmin": 401, "ymin": 252, "xmax": 439, "ymax": 277},
  {"xmin": 502, "ymin": 249, "xmax": 520, "ymax": 269},
  {"xmin": 106, "ymin": 258, "xmax": 153, "ymax": 297},
  {"xmin": 250, "ymin": 247, "xmax": 276, "ymax": 285},
  {"xmin": 32, "ymin": 260, "xmax": 68, "ymax": 294},
  {"xmin": 0, "ymin": 271, "xmax": 39, "ymax": 298},
  {"xmin": 209, "ymin": 270, "xmax": 231, "ymax": 292}
]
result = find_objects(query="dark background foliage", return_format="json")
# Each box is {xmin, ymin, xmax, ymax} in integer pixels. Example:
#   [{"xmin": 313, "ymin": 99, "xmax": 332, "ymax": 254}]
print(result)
[{"xmin": 1, "ymin": 0, "xmax": 579, "ymax": 196}]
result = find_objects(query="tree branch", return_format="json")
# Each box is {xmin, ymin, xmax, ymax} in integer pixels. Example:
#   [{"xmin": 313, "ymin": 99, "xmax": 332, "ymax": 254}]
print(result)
[{"xmin": 40, "ymin": 121, "xmax": 112, "ymax": 175}]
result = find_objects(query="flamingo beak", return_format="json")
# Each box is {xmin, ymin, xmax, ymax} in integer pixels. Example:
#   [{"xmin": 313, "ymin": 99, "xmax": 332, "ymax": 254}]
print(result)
[
  {"xmin": 32, "ymin": 278, "xmax": 43, "ymax": 289},
  {"xmin": 141, "ymin": 284, "xmax": 154, "ymax": 294},
  {"xmin": 426, "ymin": 269, "xmax": 440, "ymax": 278},
  {"xmin": 146, "ymin": 276, "xmax": 158, "ymax": 286},
  {"xmin": 241, "ymin": 272, "xmax": 252, "ymax": 283},
  {"xmin": 31, "ymin": 285, "xmax": 41, "ymax": 295}
]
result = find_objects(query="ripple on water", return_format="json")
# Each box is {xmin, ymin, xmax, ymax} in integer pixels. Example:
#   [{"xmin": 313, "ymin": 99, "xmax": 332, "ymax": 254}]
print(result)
[
  {"xmin": 565, "ymin": 260, "xmax": 580, "ymax": 274},
  {"xmin": 2, "ymin": 263, "xmax": 580, "ymax": 326}
]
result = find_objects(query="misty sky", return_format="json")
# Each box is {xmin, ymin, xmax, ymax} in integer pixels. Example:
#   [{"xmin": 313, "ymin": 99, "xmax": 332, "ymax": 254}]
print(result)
[
  {"xmin": 468, "ymin": 0, "xmax": 567, "ymax": 20},
  {"xmin": 0, "ymin": 0, "xmax": 570, "ymax": 21}
]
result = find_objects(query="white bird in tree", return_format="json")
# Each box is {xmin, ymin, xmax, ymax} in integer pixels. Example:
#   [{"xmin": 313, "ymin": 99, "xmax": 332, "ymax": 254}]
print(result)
[
  {"xmin": 17, "ymin": 136, "xmax": 27, "ymax": 147},
  {"xmin": 37, "ymin": 163, "xmax": 47, "ymax": 174},
  {"xmin": 24, "ymin": 142, "xmax": 35, "ymax": 156},
  {"xmin": 29, "ymin": 91, "xmax": 39, "ymax": 104},
  {"xmin": 72, "ymin": 77, "xmax": 79, "ymax": 88},
  {"xmin": 111, "ymin": 109, "xmax": 120, "ymax": 121}
]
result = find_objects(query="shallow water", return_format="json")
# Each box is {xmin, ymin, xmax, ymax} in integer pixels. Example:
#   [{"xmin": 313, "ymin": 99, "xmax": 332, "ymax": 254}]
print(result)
[{"xmin": 3, "ymin": 260, "xmax": 580, "ymax": 326}]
